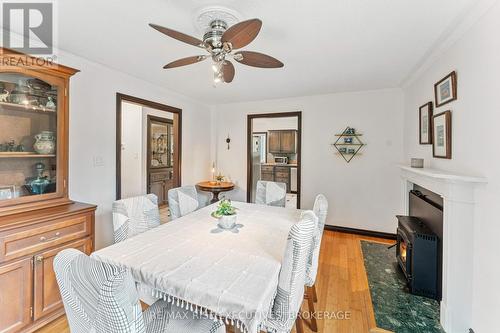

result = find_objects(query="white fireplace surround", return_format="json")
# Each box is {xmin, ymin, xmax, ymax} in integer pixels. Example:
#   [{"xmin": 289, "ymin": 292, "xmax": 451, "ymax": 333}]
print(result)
[{"xmin": 399, "ymin": 166, "xmax": 487, "ymax": 333}]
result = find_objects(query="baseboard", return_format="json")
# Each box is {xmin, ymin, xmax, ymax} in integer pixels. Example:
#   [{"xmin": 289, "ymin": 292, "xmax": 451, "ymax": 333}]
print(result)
[{"xmin": 325, "ymin": 225, "xmax": 397, "ymax": 240}]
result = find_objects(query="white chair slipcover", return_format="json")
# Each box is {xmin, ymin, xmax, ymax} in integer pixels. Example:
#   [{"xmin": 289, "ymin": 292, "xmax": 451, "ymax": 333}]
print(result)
[
  {"xmin": 255, "ymin": 180, "xmax": 287, "ymax": 207},
  {"xmin": 306, "ymin": 194, "xmax": 329, "ymax": 287},
  {"xmin": 112, "ymin": 194, "xmax": 161, "ymax": 243},
  {"xmin": 262, "ymin": 210, "xmax": 317, "ymax": 333},
  {"xmin": 167, "ymin": 185, "xmax": 201, "ymax": 220},
  {"xmin": 112, "ymin": 194, "xmax": 161, "ymax": 305},
  {"xmin": 54, "ymin": 249, "xmax": 225, "ymax": 333}
]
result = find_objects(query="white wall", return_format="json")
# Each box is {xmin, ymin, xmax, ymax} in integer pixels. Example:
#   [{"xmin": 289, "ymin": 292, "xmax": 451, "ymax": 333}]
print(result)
[
  {"xmin": 252, "ymin": 117, "xmax": 298, "ymax": 132},
  {"xmin": 120, "ymin": 104, "xmax": 175, "ymax": 197},
  {"xmin": 213, "ymin": 89, "xmax": 404, "ymax": 233},
  {"xmin": 46, "ymin": 50, "xmax": 213, "ymax": 250},
  {"xmin": 120, "ymin": 102, "xmax": 143, "ymax": 198},
  {"xmin": 402, "ymin": 2, "xmax": 500, "ymax": 331}
]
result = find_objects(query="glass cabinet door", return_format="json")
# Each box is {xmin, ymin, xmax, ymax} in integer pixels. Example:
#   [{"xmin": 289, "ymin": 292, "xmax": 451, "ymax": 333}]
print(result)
[{"xmin": 0, "ymin": 72, "xmax": 61, "ymax": 203}]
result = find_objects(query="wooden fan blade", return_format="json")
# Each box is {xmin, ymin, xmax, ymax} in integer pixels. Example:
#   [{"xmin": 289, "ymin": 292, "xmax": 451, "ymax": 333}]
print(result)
[
  {"xmin": 149, "ymin": 23, "xmax": 205, "ymax": 48},
  {"xmin": 163, "ymin": 56, "xmax": 207, "ymax": 69},
  {"xmin": 234, "ymin": 51, "xmax": 284, "ymax": 68},
  {"xmin": 222, "ymin": 60, "xmax": 235, "ymax": 83},
  {"xmin": 222, "ymin": 19, "xmax": 262, "ymax": 49}
]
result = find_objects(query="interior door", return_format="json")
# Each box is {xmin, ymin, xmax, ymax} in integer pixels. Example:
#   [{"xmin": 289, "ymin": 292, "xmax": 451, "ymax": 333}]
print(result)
[
  {"xmin": 147, "ymin": 116, "xmax": 173, "ymax": 205},
  {"xmin": 149, "ymin": 170, "xmax": 168, "ymax": 205},
  {"xmin": 33, "ymin": 238, "xmax": 92, "ymax": 320},
  {"xmin": 0, "ymin": 257, "xmax": 32, "ymax": 333}
]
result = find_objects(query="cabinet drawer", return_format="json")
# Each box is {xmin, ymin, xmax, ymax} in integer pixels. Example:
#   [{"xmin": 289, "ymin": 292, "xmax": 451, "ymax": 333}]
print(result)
[
  {"xmin": 275, "ymin": 176, "xmax": 290, "ymax": 183},
  {"xmin": 150, "ymin": 172, "xmax": 169, "ymax": 182},
  {"xmin": 274, "ymin": 167, "xmax": 290, "ymax": 173},
  {"xmin": 0, "ymin": 214, "xmax": 92, "ymax": 262},
  {"xmin": 275, "ymin": 171, "xmax": 290, "ymax": 179},
  {"xmin": 261, "ymin": 165, "xmax": 274, "ymax": 173},
  {"xmin": 260, "ymin": 173, "xmax": 274, "ymax": 182}
]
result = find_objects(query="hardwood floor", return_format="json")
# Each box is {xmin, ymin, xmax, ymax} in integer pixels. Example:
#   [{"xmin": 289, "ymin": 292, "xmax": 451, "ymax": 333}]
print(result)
[{"xmin": 36, "ymin": 231, "xmax": 393, "ymax": 333}]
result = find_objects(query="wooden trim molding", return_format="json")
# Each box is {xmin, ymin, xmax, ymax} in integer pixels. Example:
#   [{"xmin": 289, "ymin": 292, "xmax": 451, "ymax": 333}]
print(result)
[
  {"xmin": 116, "ymin": 93, "xmax": 182, "ymax": 199},
  {"xmin": 324, "ymin": 225, "xmax": 397, "ymax": 240},
  {"xmin": 0, "ymin": 47, "xmax": 79, "ymax": 77},
  {"xmin": 246, "ymin": 112, "xmax": 302, "ymax": 208}
]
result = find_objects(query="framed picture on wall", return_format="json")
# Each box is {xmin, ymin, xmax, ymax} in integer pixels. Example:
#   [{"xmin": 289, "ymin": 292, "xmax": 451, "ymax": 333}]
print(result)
[
  {"xmin": 419, "ymin": 102, "xmax": 433, "ymax": 144},
  {"xmin": 432, "ymin": 111, "xmax": 452, "ymax": 159},
  {"xmin": 434, "ymin": 71, "xmax": 457, "ymax": 107}
]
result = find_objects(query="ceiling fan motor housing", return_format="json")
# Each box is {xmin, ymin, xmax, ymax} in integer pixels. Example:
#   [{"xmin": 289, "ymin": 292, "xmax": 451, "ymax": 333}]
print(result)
[{"xmin": 204, "ymin": 20, "xmax": 228, "ymax": 52}]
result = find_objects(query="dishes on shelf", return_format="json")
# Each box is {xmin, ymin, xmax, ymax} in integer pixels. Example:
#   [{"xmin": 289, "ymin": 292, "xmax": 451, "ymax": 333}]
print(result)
[
  {"xmin": 24, "ymin": 162, "xmax": 55, "ymax": 195},
  {"xmin": 0, "ymin": 76, "xmax": 57, "ymax": 111},
  {"xmin": 332, "ymin": 127, "xmax": 366, "ymax": 163},
  {"xmin": 0, "ymin": 101, "xmax": 56, "ymax": 113},
  {"xmin": 0, "ymin": 72, "xmax": 59, "ymax": 202},
  {"xmin": 33, "ymin": 131, "xmax": 56, "ymax": 155}
]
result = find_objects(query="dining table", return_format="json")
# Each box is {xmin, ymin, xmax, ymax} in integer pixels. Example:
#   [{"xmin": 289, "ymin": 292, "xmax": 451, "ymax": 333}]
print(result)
[
  {"xmin": 196, "ymin": 181, "xmax": 235, "ymax": 203},
  {"xmin": 92, "ymin": 201, "xmax": 303, "ymax": 333}
]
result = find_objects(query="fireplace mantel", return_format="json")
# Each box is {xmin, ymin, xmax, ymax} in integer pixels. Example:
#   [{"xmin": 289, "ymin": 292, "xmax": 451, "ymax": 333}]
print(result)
[
  {"xmin": 399, "ymin": 165, "xmax": 487, "ymax": 184},
  {"xmin": 399, "ymin": 165, "xmax": 486, "ymax": 333}
]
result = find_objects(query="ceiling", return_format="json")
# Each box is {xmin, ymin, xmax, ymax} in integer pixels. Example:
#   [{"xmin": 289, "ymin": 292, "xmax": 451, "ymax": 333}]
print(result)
[{"xmin": 55, "ymin": 0, "xmax": 475, "ymax": 104}]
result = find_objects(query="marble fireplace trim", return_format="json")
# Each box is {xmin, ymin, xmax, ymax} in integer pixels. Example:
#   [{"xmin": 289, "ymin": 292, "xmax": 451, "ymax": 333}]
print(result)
[{"xmin": 399, "ymin": 166, "xmax": 487, "ymax": 333}]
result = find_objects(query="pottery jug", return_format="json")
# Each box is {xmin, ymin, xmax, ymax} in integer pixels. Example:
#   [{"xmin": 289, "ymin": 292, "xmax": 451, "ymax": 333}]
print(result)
[{"xmin": 34, "ymin": 131, "xmax": 55, "ymax": 155}]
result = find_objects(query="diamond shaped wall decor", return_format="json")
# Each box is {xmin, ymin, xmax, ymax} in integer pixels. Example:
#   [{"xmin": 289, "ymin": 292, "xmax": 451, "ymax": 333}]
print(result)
[{"xmin": 332, "ymin": 127, "xmax": 366, "ymax": 163}]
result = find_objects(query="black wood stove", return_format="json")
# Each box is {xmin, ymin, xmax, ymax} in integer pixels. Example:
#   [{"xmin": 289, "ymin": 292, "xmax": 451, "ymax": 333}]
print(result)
[
  {"xmin": 396, "ymin": 186, "xmax": 443, "ymax": 300},
  {"xmin": 396, "ymin": 215, "xmax": 439, "ymax": 299}
]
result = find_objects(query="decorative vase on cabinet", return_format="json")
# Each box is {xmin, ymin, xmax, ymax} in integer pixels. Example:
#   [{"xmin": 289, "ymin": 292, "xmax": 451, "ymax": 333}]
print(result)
[
  {"xmin": 33, "ymin": 131, "xmax": 56, "ymax": 155},
  {"xmin": 0, "ymin": 48, "xmax": 97, "ymax": 333}
]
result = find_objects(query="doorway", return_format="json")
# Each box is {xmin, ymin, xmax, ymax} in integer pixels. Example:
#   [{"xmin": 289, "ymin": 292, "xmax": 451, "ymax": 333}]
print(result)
[
  {"xmin": 116, "ymin": 94, "xmax": 182, "ymax": 212},
  {"xmin": 247, "ymin": 112, "xmax": 302, "ymax": 208}
]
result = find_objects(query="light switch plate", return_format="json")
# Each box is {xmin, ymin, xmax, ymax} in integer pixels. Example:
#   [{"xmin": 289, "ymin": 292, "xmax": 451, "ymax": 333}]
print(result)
[{"xmin": 93, "ymin": 156, "xmax": 104, "ymax": 167}]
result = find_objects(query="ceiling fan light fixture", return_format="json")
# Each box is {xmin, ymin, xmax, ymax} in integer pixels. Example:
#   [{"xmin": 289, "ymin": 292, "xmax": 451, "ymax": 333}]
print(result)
[
  {"xmin": 151, "ymin": 15, "xmax": 283, "ymax": 84},
  {"xmin": 213, "ymin": 71, "xmax": 223, "ymax": 83},
  {"xmin": 212, "ymin": 62, "xmax": 221, "ymax": 72}
]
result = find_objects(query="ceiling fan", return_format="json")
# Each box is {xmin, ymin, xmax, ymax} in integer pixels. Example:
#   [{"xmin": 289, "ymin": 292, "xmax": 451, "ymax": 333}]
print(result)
[{"xmin": 149, "ymin": 18, "xmax": 284, "ymax": 83}]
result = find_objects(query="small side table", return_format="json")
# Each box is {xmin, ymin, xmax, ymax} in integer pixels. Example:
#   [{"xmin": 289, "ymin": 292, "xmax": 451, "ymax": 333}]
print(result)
[{"xmin": 196, "ymin": 181, "xmax": 235, "ymax": 204}]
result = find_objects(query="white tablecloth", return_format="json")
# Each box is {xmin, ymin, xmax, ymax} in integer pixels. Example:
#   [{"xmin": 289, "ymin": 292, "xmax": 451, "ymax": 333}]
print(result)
[{"xmin": 92, "ymin": 201, "xmax": 302, "ymax": 333}]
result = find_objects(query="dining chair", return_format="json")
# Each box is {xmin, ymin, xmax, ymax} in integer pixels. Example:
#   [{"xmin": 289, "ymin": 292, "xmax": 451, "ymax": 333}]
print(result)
[
  {"xmin": 262, "ymin": 210, "xmax": 317, "ymax": 333},
  {"xmin": 255, "ymin": 180, "xmax": 287, "ymax": 207},
  {"xmin": 54, "ymin": 248, "xmax": 225, "ymax": 333},
  {"xmin": 168, "ymin": 185, "xmax": 201, "ymax": 220},
  {"xmin": 112, "ymin": 194, "xmax": 161, "ymax": 243},
  {"xmin": 303, "ymin": 194, "xmax": 328, "ymax": 332},
  {"xmin": 112, "ymin": 194, "xmax": 160, "ymax": 305}
]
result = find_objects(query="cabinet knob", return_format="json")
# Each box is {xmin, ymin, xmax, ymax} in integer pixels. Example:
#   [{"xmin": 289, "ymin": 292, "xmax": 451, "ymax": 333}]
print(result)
[{"xmin": 35, "ymin": 255, "xmax": 44, "ymax": 263}]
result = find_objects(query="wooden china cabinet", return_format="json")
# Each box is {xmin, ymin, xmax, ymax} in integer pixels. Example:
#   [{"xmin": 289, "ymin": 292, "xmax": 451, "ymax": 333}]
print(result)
[{"xmin": 0, "ymin": 48, "xmax": 97, "ymax": 333}]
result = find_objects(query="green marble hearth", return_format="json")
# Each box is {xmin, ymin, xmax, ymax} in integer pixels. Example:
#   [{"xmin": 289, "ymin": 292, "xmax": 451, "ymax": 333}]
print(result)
[{"xmin": 361, "ymin": 241, "xmax": 444, "ymax": 333}]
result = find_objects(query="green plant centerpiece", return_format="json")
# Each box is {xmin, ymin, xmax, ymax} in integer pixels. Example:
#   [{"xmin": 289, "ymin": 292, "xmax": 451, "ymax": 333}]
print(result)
[{"xmin": 211, "ymin": 199, "xmax": 238, "ymax": 229}]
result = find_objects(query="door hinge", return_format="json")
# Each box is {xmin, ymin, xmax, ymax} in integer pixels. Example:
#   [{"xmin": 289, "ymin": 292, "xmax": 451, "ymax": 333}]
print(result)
[
  {"xmin": 63, "ymin": 179, "xmax": 67, "ymax": 189},
  {"xmin": 30, "ymin": 306, "xmax": 33, "ymax": 318},
  {"xmin": 64, "ymin": 88, "xmax": 68, "ymax": 96}
]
